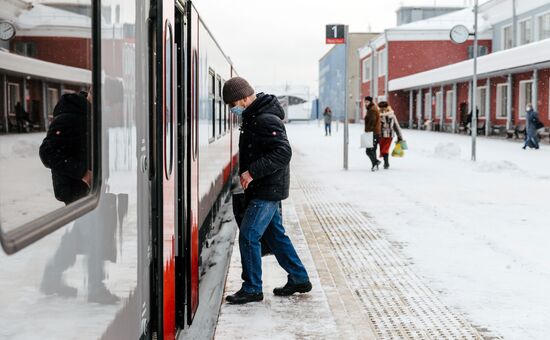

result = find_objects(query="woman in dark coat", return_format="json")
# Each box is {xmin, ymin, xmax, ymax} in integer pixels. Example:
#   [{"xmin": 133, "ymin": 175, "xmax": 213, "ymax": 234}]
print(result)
[
  {"xmin": 364, "ymin": 96, "xmax": 381, "ymax": 171},
  {"xmin": 523, "ymin": 104, "xmax": 540, "ymax": 150}
]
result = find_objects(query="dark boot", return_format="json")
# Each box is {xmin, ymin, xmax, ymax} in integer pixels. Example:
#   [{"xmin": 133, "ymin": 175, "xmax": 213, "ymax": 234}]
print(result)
[
  {"xmin": 383, "ymin": 155, "xmax": 389, "ymax": 169},
  {"xmin": 226, "ymin": 289, "xmax": 263, "ymax": 304},
  {"xmin": 273, "ymin": 281, "xmax": 312, "ymax": 296}
]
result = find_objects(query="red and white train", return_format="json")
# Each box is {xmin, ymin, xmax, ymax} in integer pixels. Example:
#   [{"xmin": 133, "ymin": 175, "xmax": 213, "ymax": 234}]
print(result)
[{"xmin": 0, "ymin": 0, "xmax": 237, "ymax": 339}]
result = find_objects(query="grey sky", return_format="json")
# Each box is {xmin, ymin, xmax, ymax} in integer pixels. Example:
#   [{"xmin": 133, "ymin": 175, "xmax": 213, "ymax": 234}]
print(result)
[{"xmin": 195, "ymin": 0, "xmax": 477, "ymax": 95}]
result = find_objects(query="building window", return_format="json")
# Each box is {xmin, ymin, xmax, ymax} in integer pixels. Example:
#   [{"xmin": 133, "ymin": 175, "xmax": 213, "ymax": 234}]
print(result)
[
  {"xmin": 217, "ymin": 76, "xmax": 222, "ymax": 137},
  {"xmin": 519, "ymin": 80, "xmax": 533, "ymax": 119},
  {"xmin": 435, "ymin": 91, "xmax": 443, "ymax": 118},
  {"xmin": 424, "ymin": 92, "xmax": 431, "ymax": 119},
  {"xmin": 7, "ymin": 83, "xmax": 20, "ymax": 119},
  {"xmin": 14, "ymin": 42, "xmax": 37, "ymax": 58},
  {"xmin": 476, "ymin": 87, "xmax": 488, "ymax": 118},
  {"xmin": 362, "ymin": 58, "xmax": 371, "ymax": 83},
  {"xmin": 496, "ymin": 84, "xmax": 509, "ymax": 119},
  {"xmin": 519, "ymin": 18, "xmax": 533, "ymax": 45},
  {"xmin": 538, "ymin": 13, "xmax": 550, "ymax": 40},
  {"xmin": 46, "ymin": 87, "xmax": 59, "ymax": 122},
  {"xmin": 445, "ymin": 90, "xmax": 454, "ymax": 118},
  {"xmin": 378, "ymin": 50, "xmax": 386, "ymax": 76},
  {"xmin": 503, "ymin": 25, "xmax": 513, "ymax": 49}
]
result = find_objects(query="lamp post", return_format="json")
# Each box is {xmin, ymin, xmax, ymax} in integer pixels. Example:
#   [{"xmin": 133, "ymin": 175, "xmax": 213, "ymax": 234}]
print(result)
[{"xmin": 450, "ymin": 0, "xmax": 479, "ymax": 161}]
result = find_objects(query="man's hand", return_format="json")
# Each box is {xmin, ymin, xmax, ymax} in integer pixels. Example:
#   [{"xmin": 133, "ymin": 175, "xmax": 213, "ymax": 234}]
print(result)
[
  {"xmin": 240, "ymin": 171, "xmax": 253, "ymax": 189},
  {"xmin": 82, "ymin": 170, "xmax": 92, "ymax": 188}
]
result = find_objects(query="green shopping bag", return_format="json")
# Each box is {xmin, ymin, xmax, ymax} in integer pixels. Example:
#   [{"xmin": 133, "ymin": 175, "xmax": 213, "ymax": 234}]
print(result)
[
  {"xmin": 392, "ymin": 141, "xmax": 404, "ymax": 157},
  {"xmin": 400, "ymin": 140, "xmax": 408, "ymax": 150}
]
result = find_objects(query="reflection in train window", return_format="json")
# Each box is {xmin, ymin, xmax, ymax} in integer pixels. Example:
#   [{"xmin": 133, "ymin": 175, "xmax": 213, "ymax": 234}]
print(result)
[{"xmin": 0, "ymin": 1, "xmax": 97, "ymax": 253}]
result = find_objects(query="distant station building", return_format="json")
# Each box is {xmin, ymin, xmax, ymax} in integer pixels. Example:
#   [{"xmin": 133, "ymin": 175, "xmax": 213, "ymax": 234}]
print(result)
[
  {"xmin": 388, "ymin": 0, "xmax": 550, "ymax": 135},
  {"xmin": 396, "ymin": 6, "xmax": 465, "ymax": 26},
  {"xmin": 318, "ymin": 32, "xmax": 379, "ymax": 123},
  {"xmin": 358, "ymin": 7, "xmax": 492, "ymax": 123}
]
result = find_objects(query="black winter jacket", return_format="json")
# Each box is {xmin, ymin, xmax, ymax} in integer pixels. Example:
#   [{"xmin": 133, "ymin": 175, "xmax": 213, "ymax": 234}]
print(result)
[
  {"xmin": 240, "ymin": 93, "xmax": 291, "ymax": 201},
  {"xmin": 39, "ymin": 93, "xmax": 90, "ymax": 204}
]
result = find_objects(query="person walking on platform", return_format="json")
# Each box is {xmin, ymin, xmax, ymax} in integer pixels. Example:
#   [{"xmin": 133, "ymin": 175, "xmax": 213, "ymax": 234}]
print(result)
[
  {"xmin": 323, "ymin": 106, "xmax": 332, "ymax": 136},
  {"xmin": 364, "ymin": 96, "xmax": 381, "ymax": 171},
  {"xmin": 378, "ymin": 101, "xmax": 403, "ymax": 169},
  {"xmin": 222, "ymin": 77, "xmax": 311, "ymax": 305},
  {"xmin": 523, "ymin": 103, "xmax": 541, "ymax": 150}
]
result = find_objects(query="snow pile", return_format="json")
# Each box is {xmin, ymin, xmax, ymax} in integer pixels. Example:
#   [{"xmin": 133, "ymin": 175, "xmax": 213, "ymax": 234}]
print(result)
[{"xmin": 433, "ymin": 142, "xmax": 462, "ymax": 159}]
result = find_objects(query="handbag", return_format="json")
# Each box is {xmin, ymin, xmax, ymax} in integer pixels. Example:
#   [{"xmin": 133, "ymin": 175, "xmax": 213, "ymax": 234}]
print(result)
[
  {"xmin": 399, "ymin": 140, "xmax": 408, "ymax": 150},
  {"xmin": 391, "ymin": 141, "xmax": 404, "ymax": 157},
  {"xmin": 534, "ymin": 119, "xmax": 544, "ymax": 130},
  {"xmin": 360, "ymin": 132, "xmax": 374, "ymax": 148}
]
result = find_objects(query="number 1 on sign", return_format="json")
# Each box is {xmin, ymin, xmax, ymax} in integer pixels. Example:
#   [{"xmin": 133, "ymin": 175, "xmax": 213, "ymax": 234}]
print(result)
[{"xmin": 332, "ymin": 25, "xmax": 337, "ymax": 38}]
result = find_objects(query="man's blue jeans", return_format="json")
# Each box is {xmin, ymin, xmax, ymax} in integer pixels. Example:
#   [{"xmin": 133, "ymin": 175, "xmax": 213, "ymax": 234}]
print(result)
[{"xmin": 239, "ymin": 198, "xmax": 309, "ymax": 294}]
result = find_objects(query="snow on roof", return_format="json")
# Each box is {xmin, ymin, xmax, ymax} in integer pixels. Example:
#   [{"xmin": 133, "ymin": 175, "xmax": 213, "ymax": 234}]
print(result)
[
  {"xmin": 479, "ymin": 0, "xmax": 550, "ymax": 25},
  {"xmin": 359, "ymin": 6, "xmax": 491, "ymax": 58},
  {"xmin": 0, "ymin": 50, "xmax": 91, "ymax": 84},
  {"xmin": 389, "ymin": 38, "xmax": 550, "ymax": 91},
  {"xmin": 16, "ymin": 3, "xmax": 91, "ymax": 32}
]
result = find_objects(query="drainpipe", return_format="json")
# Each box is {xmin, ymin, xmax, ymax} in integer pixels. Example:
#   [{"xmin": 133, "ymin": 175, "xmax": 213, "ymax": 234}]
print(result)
[
  {"xmin": 417, "ymin": 90, "xmax": 422, "ymax": 130},
  {"xmin": 533, "ymin": 69, "xmax": 538, "ymax": 111},
  {"xmin": 512, "ymin": 0, "xmax": 517, "ymax": 48},
  {"xmin": 356, "ymin": 48, "xmax": 362, "ymax": 122},
  {"xmin": 369, "ymin": 43, "xmax": 376, "ymax": 100},
  {"xmin": 384, "ymin": 30, "xmax": 389, "ymax": 101},
  {"xmin": 42, "ymin": 81, "xmax": 48, "ymax": 130},
  {"xmin": 2, "ymin": 74, "xmax": 8, "ymax": 133},
  {"xmin": 506, "ymin": 74, "xmax": 513, "ymax": 130},
  {"xmin": 452, "ymin": 83, "xmax": 457, "ymax": 133},
  {"xmin": 440, "ymin": 85, "xmax": 444, "ymax": 130},
  {"xmin": 409, "ymin": 90, "xmax": 413, "ymax": 129},
  {"xmin": 485, "ymin": 78, "xmax": 491, "ymax": 136}
]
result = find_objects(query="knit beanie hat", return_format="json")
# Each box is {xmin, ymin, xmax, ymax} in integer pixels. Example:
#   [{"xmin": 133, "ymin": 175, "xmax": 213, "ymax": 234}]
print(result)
[{"xmin": 223, "ymin": 77, "xmax": 254, "ymax": 104}]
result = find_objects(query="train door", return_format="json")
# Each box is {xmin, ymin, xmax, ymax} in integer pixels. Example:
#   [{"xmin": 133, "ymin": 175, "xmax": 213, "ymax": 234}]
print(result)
[
  {"xmin": 152, "ymin": 0, "xmax": 177, "ymax": 339},
  {"xmin": 187, "ymin": 4, "xmax": 201, "ymax": 324},
  {"xmin": 175, "ymin": 0, "xmax": 189, "ymax": 328}
]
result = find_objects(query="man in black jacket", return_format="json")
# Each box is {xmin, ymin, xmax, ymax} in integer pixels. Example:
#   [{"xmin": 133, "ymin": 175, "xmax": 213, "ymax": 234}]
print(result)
[
  {"xmin": 223, "ymin": 77, "xmax": 311, "ymax": 304},
  {"xmin": 39, "ymin": 91, "xmax": 91, "ymax": 205}
]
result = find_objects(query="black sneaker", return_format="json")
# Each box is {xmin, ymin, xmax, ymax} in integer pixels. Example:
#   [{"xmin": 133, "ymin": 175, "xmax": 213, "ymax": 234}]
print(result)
[
  {"xmin": 225, "ymin": 289, "xmax": 263, "ymax": 304},
  {"xmin": 273, "ymin": 281, "xmax": 312, "ymax": 296},
  {"xmin": 371, "ymin": 160, "xmax": 381, "ymax": 172}
]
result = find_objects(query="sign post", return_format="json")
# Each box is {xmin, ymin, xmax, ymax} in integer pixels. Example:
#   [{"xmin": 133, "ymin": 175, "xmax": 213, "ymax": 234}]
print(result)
[{"xmin": 326, "ymin": 24, "xmax": 349, "ymax": 170}]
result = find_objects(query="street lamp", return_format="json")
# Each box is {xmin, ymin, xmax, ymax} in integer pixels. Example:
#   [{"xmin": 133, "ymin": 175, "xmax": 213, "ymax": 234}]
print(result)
[{"xmin": 450, "ymin": 0, "xmax": 479, "ymax": 161}]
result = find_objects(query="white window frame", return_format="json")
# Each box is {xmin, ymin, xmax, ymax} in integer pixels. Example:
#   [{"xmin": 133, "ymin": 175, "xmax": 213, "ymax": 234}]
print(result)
[
  {"xmin": 502, "ymin": 24, "xmax": 513, "ymax": 50},
  {"xmin": 46, "ymin": 87, "xmax": 59, "ymax": 121},
  {"xmin": 518, "ymin": 17, "xmax": 533, "ymax": 46},
  {"xmin": 378, "ymin": 49, "xmax": 386, "ymax": 76},
  {"xmin": 435, "ymin": 91, "xmax": 443, "ymax": 118},
  {"xmin": 536, "ymin": 11, "xmax": 550, "ymax": 41},
  {"xmin": 519, "ymin": 80, "xmax": 533, "ymax": 119},
  {"xmin": 548, "ymin": 77, "xmax": 550, "ymax": 119},
  {"xmin": 496, "ymin": 83, "xmax": 509, "ymax": 119},
  {"xmin": 424, "ymin": 92, "xmax": 431, "ymax": 120},
  {"xmin": 476, "ymin": 86, "xmax": 488, "ymax": 118},
  {"xmin": 445, "ymin": 90, "xmax": 454, "ymax": 119},
  {"xmin": 7, "ymin": 82, "xmax": 20, "ymax": 117},
  {"xmin": 362, "ymin": 58, "xmax": 371, "ymax": 83}
]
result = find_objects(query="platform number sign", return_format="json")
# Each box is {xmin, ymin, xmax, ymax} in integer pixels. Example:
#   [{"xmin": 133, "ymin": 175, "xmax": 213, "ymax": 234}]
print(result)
[{"xmin": 326, "ymin": 24, "xmax": 345, "ymax": 44}]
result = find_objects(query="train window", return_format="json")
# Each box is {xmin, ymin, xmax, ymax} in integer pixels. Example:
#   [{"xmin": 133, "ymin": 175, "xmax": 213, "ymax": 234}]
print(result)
[
  {"xmin": 208, "ymin": 69, "xmax": 215, "ymax": 142},
  {"xmin": 0, "ymin": 0, "xmax": 100, "ymax": 254},
  {"xmin": 217, "ymin": 76, "xmax": 222, "ymax": 137},
  {"xmin": 164, "ymin": 22, "xmax": 174, "ymax": 178}
]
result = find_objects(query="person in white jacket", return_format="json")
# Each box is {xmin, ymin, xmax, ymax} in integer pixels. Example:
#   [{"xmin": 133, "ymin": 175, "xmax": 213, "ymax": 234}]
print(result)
[{"xmin": 378, "ymin": 101, "xmax": 403, "ymax": 169}]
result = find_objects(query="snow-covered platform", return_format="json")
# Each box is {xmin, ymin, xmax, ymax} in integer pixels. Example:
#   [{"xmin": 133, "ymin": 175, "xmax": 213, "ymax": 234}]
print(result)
[{"xmin": 214, "ymin": 132, "xmax": 495, "ymax": 339}]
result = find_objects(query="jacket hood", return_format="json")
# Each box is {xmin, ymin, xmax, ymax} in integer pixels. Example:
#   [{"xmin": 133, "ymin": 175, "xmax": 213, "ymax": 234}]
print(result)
[
  {"xmin": 53, "ymin": 92, "xmax": 89, "ymax": 118},
  {"xmin": 243, "ymin": 93, "xmax": 285, "ymax": 120}
]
